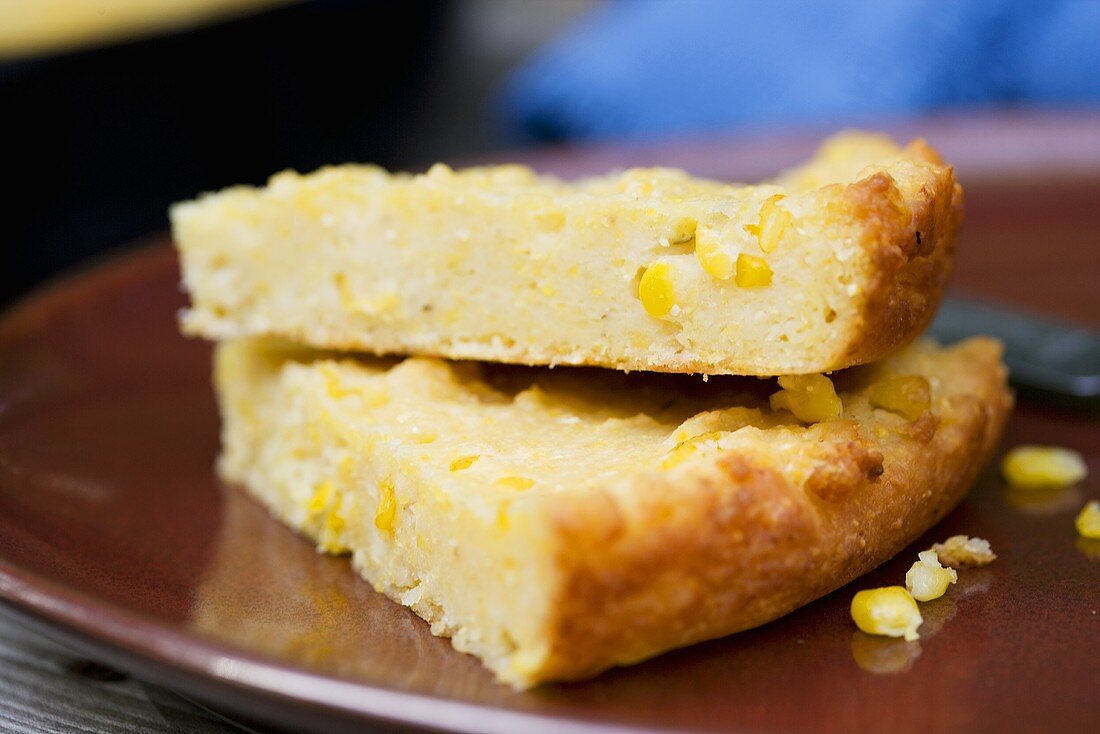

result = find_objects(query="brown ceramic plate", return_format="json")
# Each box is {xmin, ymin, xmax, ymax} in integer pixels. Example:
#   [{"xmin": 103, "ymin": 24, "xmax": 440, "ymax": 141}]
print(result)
[{"xmin": 2, "ymin": 117, "xmax": 1099, "ymax": 733}]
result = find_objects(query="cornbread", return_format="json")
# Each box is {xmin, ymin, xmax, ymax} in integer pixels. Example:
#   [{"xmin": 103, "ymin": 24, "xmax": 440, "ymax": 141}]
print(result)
[
  {"xmin": 176, "ymin": 132, "xmax": 962, "ymax": 376},
  {"xmin": 215, "ymin": 336, "xmax": 1011, "ymax": 687}
]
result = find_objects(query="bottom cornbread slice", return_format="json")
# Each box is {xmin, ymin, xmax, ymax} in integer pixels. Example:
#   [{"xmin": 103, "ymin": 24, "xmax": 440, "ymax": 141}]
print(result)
[{"xmin": 215, "ymin": 337, "xmax": 1011, "ymax": 688}]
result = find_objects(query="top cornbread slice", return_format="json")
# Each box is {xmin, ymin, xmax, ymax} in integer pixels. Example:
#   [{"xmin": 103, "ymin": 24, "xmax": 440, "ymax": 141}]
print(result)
[{"xmin": 173, "ymin": 132, "xmax": 961, "ymax": 376}]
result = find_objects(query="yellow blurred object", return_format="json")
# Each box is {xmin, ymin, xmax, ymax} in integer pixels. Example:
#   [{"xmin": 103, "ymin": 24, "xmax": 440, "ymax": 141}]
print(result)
[
  {"xmin": 1075, "ymin": 500, "xmax": 1100, "ymax": 539},
  {"xmin": 0, "ymin": 0, "xmax": 296, "ymax": 59},
  {"xmin": 1001, "ymin": 445, "xmax": 1087, "ymax": 489},
  {"xmin": 850, "ymin": 586, "xmax": 922, "ymax": 641}
]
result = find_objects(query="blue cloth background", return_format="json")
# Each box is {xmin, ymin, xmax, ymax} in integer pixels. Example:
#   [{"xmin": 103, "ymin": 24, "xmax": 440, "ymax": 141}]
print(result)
[{"xmin": 498, "ymin": 0, "xmax": 1100, "ymax": 141}]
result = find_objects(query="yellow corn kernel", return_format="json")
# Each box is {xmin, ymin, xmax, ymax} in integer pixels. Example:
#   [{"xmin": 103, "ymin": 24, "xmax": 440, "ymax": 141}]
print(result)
[
  {"xmin": 755, "ymin": 195, "xmax": 792, "ymax": 253},
  {"xmin": 323, "ymin": 370, "xmax": 351, "ymax": 399},
  {"xmin": 660, "ymin": 431, "xmax": 727, "ymax": 470},
  {"xmin": 406, "ymin": 427, "xmax": 437, "ymax": 444},
  {"xmin": 851, "ymin": 586, "xmax": 922, "ymax": 641},
  {"xmin": 496, "ymin": 476, "xmax": 535, "ymax": 491},
  {"xmin": 659, "ymin": 441, "xmax": 697, "ymax": 470},
  {"xmin": 496, "ymin": 500, "xmax": 512, "ymax": 531},
  {"xmin": 1002, "ymin": 445, "xmax": 1087, "ymax": 488},
  {"xmin": 357, "ymin": 291, "xmax": 400, "ymax": 316},
  {"xmin": 322, "ymin": 370, "xmax": 389, "ymax": 407},
  {"xmin": 694, "ymin": 228, "xmax": 734, "ymax": 280},
  {"xmin": 536, "ymin": 210, "xmax": 565, "ymax": 231},
  {"xmin": 734, "ymin": 253, "xmax": 772, "ymax": 287},
  {"xmin": 868, "ymin": 375, "xmax": 932, "ymax": 421},
  {"xmin": 374, "ymin": 478, "xmax": 397, "ymax": 533},
  {"xmin": 930, "ymin": 535, "xmax": 996, "ymax": 567},
  {"xmin": 333, "ymin": 274, "xmax": 401, "ymax": 316},
  {"xmin": 449, "ymin": 454, "xmax": 479, "ymax": 471},
  {"xmin": 904, "ymin": 550, "xmax": 958, "ymax": 601},
  {"xmin": 769, "ymin": 374, "xmax": 843, "ymax": 423},
  {"xmin": 638, "ymin": 262, "xmax": 676, "ymax": 317},
  {"xmin": 321, "ymin": 493, "xmax": 349, "ymax": 553},
  {"xmin": 1076, "ymin": 500, "xmax": 1100, "ymax": 539},
  {"xmin": 325, "ymin": 507, "xmax": 346, "ymax": 536},
  {"xmin": 667, "ymin": 217, "xmax": 697, "ymax": 245},
  {"xmin": 307, "ymin": 481, "xmax": 333, "ymax": 518}
]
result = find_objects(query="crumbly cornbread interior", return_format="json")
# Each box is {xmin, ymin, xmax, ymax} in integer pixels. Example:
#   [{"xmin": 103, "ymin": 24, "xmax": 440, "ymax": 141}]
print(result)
[
  {"xmin": 177, "ymin": 132, "xmax": 961, "ymax": 376},
  {"xmin": 216, "ymin": 336, "xmax": 1010, "ymax": 687}
]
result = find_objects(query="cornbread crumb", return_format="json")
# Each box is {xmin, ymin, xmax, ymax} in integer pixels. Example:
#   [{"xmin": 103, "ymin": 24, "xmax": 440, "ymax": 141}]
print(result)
[
  {"xmin": 1002, "ymin": 445, "xmax": 1087, "ymax": 488},
  {"xmin": 931, "ymin": 535, "xmax": 996, "ymax": 568},
  {"xmin": 1075, "ymin": 501, "xmax": 1100, "ymax": 539}
]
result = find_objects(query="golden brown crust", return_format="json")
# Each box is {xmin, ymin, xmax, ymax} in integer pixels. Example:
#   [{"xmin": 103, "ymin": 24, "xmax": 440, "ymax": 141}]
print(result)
[
  {"xmin": 535, "ymin": 338, "xmax": 1011, "ymax": 682},
  {"xmin": 839, "ymin": 141, "xmax": 963, "ymax": 369}
]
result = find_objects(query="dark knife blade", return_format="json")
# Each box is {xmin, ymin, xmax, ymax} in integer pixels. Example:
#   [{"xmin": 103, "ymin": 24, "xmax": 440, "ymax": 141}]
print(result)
[{"xmin": 928, "ymin": 296, "xmax": 1100, "ymax": 401}]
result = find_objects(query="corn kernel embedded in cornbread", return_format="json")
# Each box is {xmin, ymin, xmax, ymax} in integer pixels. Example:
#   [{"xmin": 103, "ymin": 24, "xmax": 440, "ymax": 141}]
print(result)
[
  {"xmin": 638, "ymin": 262, "xmax": 677, "ymax": 318},
  {"xmin": 851, "ymin": 586, "xmax": 923, "ymax": 641},
  {"xmin": 666, "ymin": 217, "xmax": 697, "ymax": 245},
  {"xmin": 734, "ymin": 253, "xmax": 772, "ymax": 287},
  {"xmin": 1002, "ymin": 445, "xmax": 1087, "ymax": 488},
  {"xmin": 769, "ymin": 374, "xmax": 842, "ymax": 423},
  {"xmin": 753, "ymin": 195, "xmax": 792, "ymax": 253},
  {"xmin": 449, "ymin": 455, "xmax": 479, "ymax": 471},
  {"xmin": 496, "ymin": 476, "xmax": 536, "ymax": 491},
  {"xmin": 868, "ymin": 375, "xmax": 931, "ymax": 421},
  {"xmin": 659, "ymin": 442, "xmax": 697, "ymax": 470},
  {"xmin": 307, "ymin": 481, "xmax": 332, "ymax": 517},
  {"xmin": 694, "ymin": 227, "xmax": 735, "ymax": 280},
  {"xmin": 374, "ymin": 478, "xmax": 397, "ymax": 532}
]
